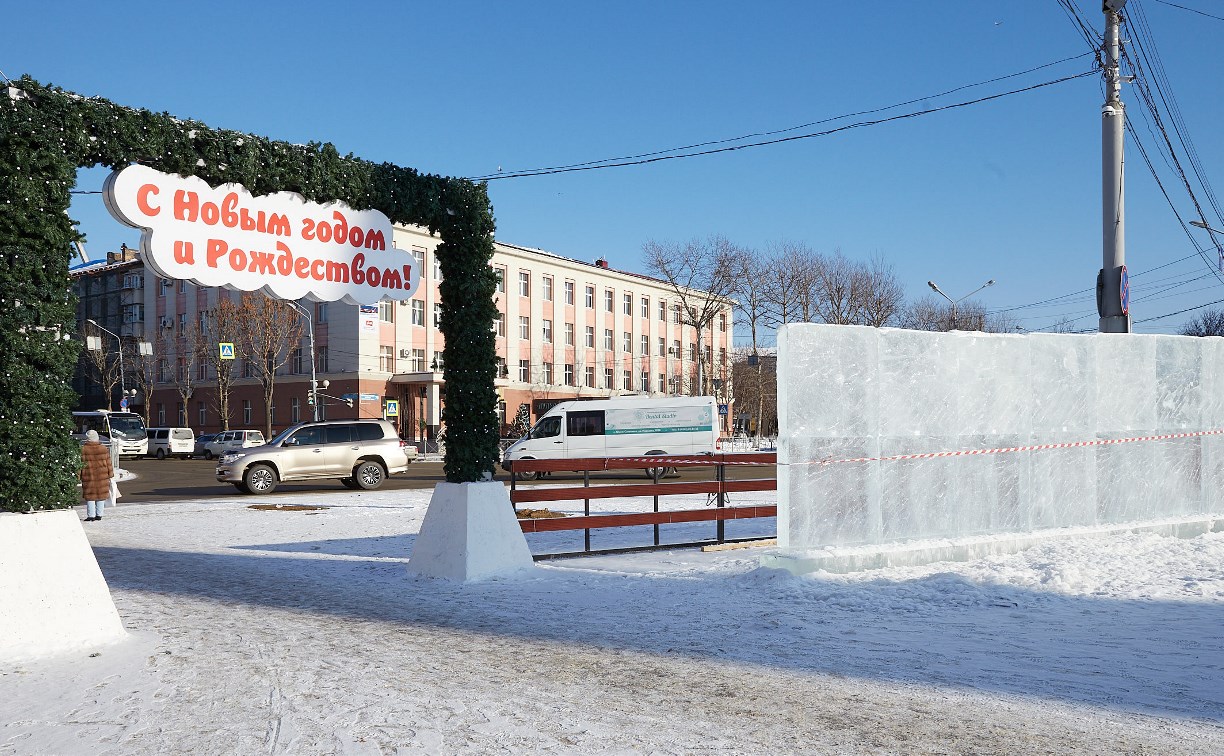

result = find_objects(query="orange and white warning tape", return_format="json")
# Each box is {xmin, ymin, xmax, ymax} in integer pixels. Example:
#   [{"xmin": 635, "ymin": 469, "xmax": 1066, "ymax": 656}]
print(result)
[{"xmin": 810, "ymin": 427, "xmax": 1224, "ymax": 466}]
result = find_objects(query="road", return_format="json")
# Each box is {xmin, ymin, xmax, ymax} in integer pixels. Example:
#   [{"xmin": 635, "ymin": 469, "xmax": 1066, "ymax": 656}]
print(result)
[{"xmin": 115, "ymin": 456, "xmax": 776, "ymax": 503}]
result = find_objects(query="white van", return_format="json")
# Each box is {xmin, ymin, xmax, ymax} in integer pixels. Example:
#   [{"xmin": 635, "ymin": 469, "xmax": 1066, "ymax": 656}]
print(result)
[
  {"xmin": 501, "ymin": 396, "xmax": 719, "ymax": 478},
  {"xmin": 146, "ymin": 427, "xmax": 196, "ymax": 459}
]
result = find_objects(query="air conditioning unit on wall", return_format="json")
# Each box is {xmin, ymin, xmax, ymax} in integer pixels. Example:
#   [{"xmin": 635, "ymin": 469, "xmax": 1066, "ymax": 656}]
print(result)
[{"xmin": 399, "ymin": 348, "xmax": 412, "ymax": 358}]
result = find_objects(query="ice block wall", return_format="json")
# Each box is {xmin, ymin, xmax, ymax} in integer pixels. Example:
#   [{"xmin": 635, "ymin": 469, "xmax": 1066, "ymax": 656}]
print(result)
[{"xmin": 776, "ymin": 325, "xmax": 1224, "ymax": 551}]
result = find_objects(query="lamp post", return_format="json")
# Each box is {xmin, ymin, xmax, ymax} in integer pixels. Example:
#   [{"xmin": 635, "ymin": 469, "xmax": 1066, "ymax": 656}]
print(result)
[
  {"xmin": 86, "ymin": 318, "xmax": 130, "ymax": 407},
  {"xmin": 284, "ymin": 300, "xmax": 320, "ymax": 421},
  {"xmin": 927, "ymin": 279, "xmax": 995, "ymax": 331}
]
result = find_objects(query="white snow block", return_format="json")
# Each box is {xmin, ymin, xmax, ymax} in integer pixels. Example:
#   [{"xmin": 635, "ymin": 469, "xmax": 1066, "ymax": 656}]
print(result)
[
  {"xmin": 0, "ymin": 510, "xmax": 127, "ymax": 662},
  {"xmin": 407, "ymin": 482, "xmax": 534, "ymax": 582}
]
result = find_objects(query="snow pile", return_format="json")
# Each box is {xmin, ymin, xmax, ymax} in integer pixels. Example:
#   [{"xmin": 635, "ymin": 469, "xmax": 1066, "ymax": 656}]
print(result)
[{"xmin": 1, "ymin": 487, "xmax": 1221, "ymax": 754}]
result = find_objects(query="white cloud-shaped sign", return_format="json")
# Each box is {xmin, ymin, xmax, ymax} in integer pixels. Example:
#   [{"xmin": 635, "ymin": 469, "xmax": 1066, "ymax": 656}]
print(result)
[{"xmin": 104, "ymin": 165, "xmax": 419, "ymax": 305}]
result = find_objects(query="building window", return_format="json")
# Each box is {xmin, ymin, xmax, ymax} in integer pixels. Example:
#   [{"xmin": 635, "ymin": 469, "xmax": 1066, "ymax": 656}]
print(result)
[
  {"xmin": 543, "ymin": 276, "xmax": 553, "ymax": 301},
  {"xmin": 243, "ymin": 400, "xmax": 252, "ymax": 425},
  {"xmin": 497, "ymin": 357, "xmax": 508, "ymax": 378},
  {"xmin": 720, "ymin": 313, "xmax": 727, "ymax": 332},
  {"xmin": 669, "ymin": 376, "xmax": 681, "ymax": 394},
  {"xmin": 623, "ymin": 293, "xmax": 632, "ymax": 315},
  {"xmin": 157, "ymin": 403, "xmax": 165, "ymax": 426},
  {"xmin": 564, "ymin": 322, "xmax": 575, "ymax": 346},
  {"xmin": 641, "ymin": 296, "xmax": 649, "ymax": 318},
  {"xmin": 179, "ymin": 313, "xmax": 187, "ymax": 331},
  {"xmin": 585, "ymin": 285, "xmax": 595, "ymax": 308},
  {"xmin": 542, "ymin": 319, "xmax": 552, "ymax": 344},
  {"xmin": 494, "ymin": 267, "xmax": 505, "ymax": 293},
  {"xmin": 658, "ymin": 337, "xmax": 666, "ymax": 357},
  {"xmin": 720, "ymin": 347, "xmax": 727, "ymax": 367},
  {"xmin": 433, "ymin": 302, "xmax": 442, "ymax": 328},
  {"xmin": 317, "ymin": 347, "xmax": 328, "ymax": 373},
  {"xmin": 519, "ymin": 316, "xmax": 530, "ymax": 340},
  {"xmin": 432, "ymin": 351, "xmax": 444, "ymax": 372},
  {"xmin": 672, "ymin": 304, "xmax": 683, "ymax": 324},
  {"xmin": 622, "ymin": 332, "xmax": 631, "ymax": 352},
  {"xmin": 542, "ymin": 362, "xmax": 553, "ymax": 384},
  {"xmin": 316, "ymin": 302, "xmax": 328, "ymax": 323},
  {"xmin": 494, "ymin": 312, "xmax": 506, "ymax": 337},
  {"xmin": 565, "ymin": 281, "xmax": 575, "ymax": 305},
  {"xmin": 411, "ymin": 300, "xmax": 425, "ymax": 326},
  {"xmin": 432, "ymin": 252, "xmax": 443, "ymax": 281},
  {"xmin": 564, "ymin": 364, "xmax": 575, "ymax": 386},
  {"xmin": 659, "ymin": 299, "xmax": 667, "ymax": 321},
  {"xmin": 518, "ymin": 271, "xmax": 530, "ymax": 297},
  {"xmin": 380, "ymin": 345, "xmax": 395, "ymax": 372},
  {"xmin": 197, "ymin": 401, "xmax": 206, "ymax": 427},
  {"xmin": 604, "ymin": 368, "xmax": 614, "ymax": 389},
  {"xmin": 291, "ymin": 397, "xmax": 301, "ymax": 423},
  {"xmin": 176, "ymin": 357, "xmax": 185, "ymax": 382},
  {"xmin": 412, "ymin": 247, "xmax": 425, "ymax": 275},
  {"xmin": 623, "ymin": 370, "xmax": 632, "ymax": 390},
  {"xmin": 585, "ymin": 366, "xmax": 596, "ymax": 387},
  {"xmin": 658, "ymin": 374, "xmax": 666, "ymax": 393},
  {"xmin": 411, "ymin": 349, "xmax": 426, "ymax": 372},
  {"xmin": 641, "ymin": 371, "xmax": 649, "ymax": 392},
  {"xmin": 673, "ymin": 339, "xmax": 681, "ymax": 359},
  {"xmin": 585, "ymin": 326, "xmax": 595, "ymax": 348},
  {"xmin": 176, "ymin": 401, "xmax": 185, "ymax": 426},
  {"xmin": 690, "ymin": 343, "xmax": 698, "ymax": 362},
  {"xmin": 292, "ymin": 347, "xmax": 304, "ymax": 375},
  {"xmin": 518, "ymin": 359, "xmax": 530, "ymax": 382},
  {"xmin": 603, "ymin": 329, "xmax": 613, "ymax": 350},
  {"xmin": 159, "ymin": 278, "xmax": 171, "ymax": 296},
  {"xmin": 378, "ymin": 301, "xmax": 393, "ymax": 323},
  {"xmin": 640, "ymin": 335, "xmax": 649, "ymax": 356},
  {"xmin": 604, "ymin": 289, "xmax": 614, "ymax": 312},
  {"xmin": 158, "ymin": 359, "xmax": 168, "ymax": 383}
]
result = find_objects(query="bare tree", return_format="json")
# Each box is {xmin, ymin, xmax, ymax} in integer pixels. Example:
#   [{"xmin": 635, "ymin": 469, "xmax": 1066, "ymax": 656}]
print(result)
[
  {"xmin": 129, "ymin": 336, "xmax": 160, "ymax": 425},
  {"xmin": 1180, "ymin": 308, "xmax": 1224, "ymax": 337},
  {"xmin": 899, "ymin": 295, "xmax": 1016, "ymax": 333},
  {"xmin": 852, "ymin": 254, "xmax": 905, "ymax": 327},
  {"xmin": 762, "ymin": 241, "xmax": 817, "ymax": 326},
  {"xmin": 728, "ymin": 246, "xmax": 772, "ymax": 438},
  {"xmin": 172, "ymin": 324, "xmax": 201, "ymax": 427},
  {"xmin": 730, "ymin": 349, "xmax": 777, "ymax": 438},
  {"xmin": 198, "ymin": 295, "xmax": 242, "ymax": 431},
  {"xmin": 814, "ymin": 250, "xmax": 858, "ymax": 325},
  {"xmin": 642, "ymin": 235, "xmax": 738, "ymax": 396},
  {"xmin": 81, "ymin": 322, "xmax": 121, "ymax": 410},
  {"xmin": 235, "ymin": 293, "xmax": 305, "ymax": 439}
]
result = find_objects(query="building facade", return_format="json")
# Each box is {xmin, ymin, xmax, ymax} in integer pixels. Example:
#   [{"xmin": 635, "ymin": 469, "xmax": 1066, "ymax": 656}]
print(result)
[{"xmin": 72, "ymin": 226, "xmax": 735, "ymax": 442}]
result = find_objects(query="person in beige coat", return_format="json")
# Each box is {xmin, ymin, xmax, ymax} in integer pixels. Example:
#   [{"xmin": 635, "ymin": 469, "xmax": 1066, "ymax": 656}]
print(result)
[{"xmin": 80, "ymin": 429, "xmax": 114, "ymax": 522}]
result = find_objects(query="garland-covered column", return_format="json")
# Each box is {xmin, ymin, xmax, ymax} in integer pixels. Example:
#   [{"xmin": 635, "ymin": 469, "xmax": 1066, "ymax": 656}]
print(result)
[
  {"xmin": 0, "ymin": 90, "xmax": 84, "ymax": 512},
  {"xmin": 435, "ymin": 181, "xmax": 500, "ymax": 482}
]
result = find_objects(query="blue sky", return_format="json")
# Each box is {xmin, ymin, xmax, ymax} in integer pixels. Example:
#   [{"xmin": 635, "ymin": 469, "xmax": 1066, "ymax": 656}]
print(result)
[{"xmin": 7, "ymin": 1, "xmax": 1224, "ymax": 340}]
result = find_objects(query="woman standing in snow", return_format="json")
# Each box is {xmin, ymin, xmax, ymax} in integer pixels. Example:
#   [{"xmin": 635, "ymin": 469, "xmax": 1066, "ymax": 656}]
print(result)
[{"xmin": 79, "ymin": 429, "xmax": 113, "ymax": 522}]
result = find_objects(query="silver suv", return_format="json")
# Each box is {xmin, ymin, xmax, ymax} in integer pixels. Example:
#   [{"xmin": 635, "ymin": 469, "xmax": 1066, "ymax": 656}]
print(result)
[{"xmin": 215, "ymin": 419, "xmax": 418, "ymax": 494}]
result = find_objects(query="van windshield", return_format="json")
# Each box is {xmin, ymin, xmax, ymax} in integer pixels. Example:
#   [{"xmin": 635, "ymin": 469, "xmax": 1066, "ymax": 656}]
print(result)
[
  {"xmin": 108, "ymin": 415, "xmax": 147, "ymax": 440},
  {"xmin": 529, "ymin": 416, "xmax": 561, "ymax": 439}
]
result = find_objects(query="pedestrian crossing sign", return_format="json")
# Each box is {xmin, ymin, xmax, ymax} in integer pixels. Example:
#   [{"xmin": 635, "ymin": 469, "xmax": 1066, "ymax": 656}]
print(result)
[{"xmin": 219, "ymin": 342, "xmax": 236, "ymax": 360}]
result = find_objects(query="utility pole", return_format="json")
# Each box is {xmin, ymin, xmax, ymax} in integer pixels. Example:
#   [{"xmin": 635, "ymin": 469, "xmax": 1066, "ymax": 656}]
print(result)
[{"xmin": 1099, "ymin": 0, "xmax": 1131, "ymax": 333}]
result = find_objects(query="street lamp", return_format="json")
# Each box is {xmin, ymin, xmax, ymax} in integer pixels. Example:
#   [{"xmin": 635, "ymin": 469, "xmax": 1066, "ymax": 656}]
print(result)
[
  {"xmin": 927, "ymin": 279, "xmax": 995, "ymax": 330},
  {"xmin": 284, "ymin": 300, "xmax": 320, "ymax": 421},
  {"xmin": 86, "ymin": 318, "xmax": 135, "ymax": 407}
]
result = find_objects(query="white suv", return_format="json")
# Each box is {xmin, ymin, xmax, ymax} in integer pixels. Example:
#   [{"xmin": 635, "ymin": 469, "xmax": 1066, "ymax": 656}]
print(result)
[
  {"xmin": 214, "ymin": 419, "xmax": 417, "ymax": 494},
  {"xmin": 201, "ymin": 429, "xmax": 266, "ymax": 459}
]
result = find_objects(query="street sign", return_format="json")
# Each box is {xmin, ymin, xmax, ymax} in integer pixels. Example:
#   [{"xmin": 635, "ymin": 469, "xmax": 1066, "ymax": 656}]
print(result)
[
  {"xmin": 119, "ymin": 398, "xmax": 129, "ymax": 410},
  {"xmin": 718, "ymin": 403, "xmax": 729, "ymax": 416},
  {"xmin": 1119, "ymin": 265, "xmax": 1129, "ymax": 316},
  {"xmin": 219, "ymin": 342, "xmax": 235, "ymax": 360},
  {"xmin": 359, "ymin": 393, "xmax": 379, "ymax": 402},
  {"xmin": 385, "ymin": 400, "xmax": 399, "ymax": 417}
]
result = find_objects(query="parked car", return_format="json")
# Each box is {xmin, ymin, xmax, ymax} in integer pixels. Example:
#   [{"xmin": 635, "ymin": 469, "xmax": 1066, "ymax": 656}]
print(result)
[
  {"xmin": 146, "ymin": 427, "xmax": 196, "ymax": 459},
  {"xmin": 201, "ymin": 429, "xmax": 266, "ymax": 460},
  {"xmin": 193, "ymin": 433, "xmax": 215, "ymax": 458},
  {"xmin": 214, "ymin": 419, "xmax": 416, "ymax": 494}
]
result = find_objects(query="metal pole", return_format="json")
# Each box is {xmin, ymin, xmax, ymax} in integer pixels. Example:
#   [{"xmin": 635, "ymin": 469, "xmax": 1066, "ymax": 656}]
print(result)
[
  {"xmin": 1099, "ymin": 1, "xmax": 1131, "ymax": 333},
  {"xmin": 286, "ymin": 300, "xmax": 319, "ymax": 420}
]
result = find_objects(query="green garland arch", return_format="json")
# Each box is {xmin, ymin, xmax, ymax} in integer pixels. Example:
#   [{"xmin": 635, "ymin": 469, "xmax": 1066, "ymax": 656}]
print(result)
[{"xmin": 0, "ymin": 75, "xmax": 500, "ymax": 512}]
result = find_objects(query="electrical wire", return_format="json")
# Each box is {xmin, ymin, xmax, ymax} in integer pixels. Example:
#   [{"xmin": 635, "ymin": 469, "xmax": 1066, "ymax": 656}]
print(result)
[{"xmin": 1152, "ymin": 0, "xmax": 1224, "ymax": 23}]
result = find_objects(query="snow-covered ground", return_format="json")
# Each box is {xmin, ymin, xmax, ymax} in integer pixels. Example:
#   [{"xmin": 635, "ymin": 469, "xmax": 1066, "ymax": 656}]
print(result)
[{"xmin": 2, "ymin": 485, "xmax": 1223, "ymax": 755}]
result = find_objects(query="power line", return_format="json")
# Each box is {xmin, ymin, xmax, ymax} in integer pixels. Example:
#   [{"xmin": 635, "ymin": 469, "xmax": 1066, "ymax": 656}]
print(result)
[
  {"xmin": 1152, "ymin": 0, "xmax": 1224, "ymax": 22},
  {"xmin": 467, "ymin": 70, "xmax": 1097, "ymax": 181}
]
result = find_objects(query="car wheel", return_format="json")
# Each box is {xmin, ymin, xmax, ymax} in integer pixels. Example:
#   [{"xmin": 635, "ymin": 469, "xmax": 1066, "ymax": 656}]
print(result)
[
  {"xmin": 643, "ymin": 451, "xmax": 668, "ymax": 480},
  {"xmin": 514, "ymin": 457, "xmax": 539, "ymax": 481},
  {"xmin": 233, "ymin": 482, "xmax": 250, "ymax": 493},
  {"xmin": 243, "ymin": 464, "xmax": 278, "ymax": 494},
  {"xmin": 204, "ymin": 450, "xmax": 214, "ymax": 460},
  {"xmin": 353, "ymin": 461, "xmax": 386, "ymax": 490},
  {"xmin": 340, "ymin": 477, "xmax": 360, "ymax": 489},
  {"xmin": 155, "ymin": 448, "xmax": 166, "ymax": 459}
]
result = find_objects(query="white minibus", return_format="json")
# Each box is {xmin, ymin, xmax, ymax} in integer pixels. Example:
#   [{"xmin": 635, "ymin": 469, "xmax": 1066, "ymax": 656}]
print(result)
[
  {"xmin": 501, "ymin": 396, "xmax": 718, "ymax": 478},
  {"xmin": 146, "ymin": 427, "xmax": 196, "ymax": 459},
  {"xmin": 72, "ymin": 410, "xmax": 148, "ymax": 458}
]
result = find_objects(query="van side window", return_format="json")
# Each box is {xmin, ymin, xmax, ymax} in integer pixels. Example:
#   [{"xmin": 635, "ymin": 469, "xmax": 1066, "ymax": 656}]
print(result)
[
  {"xmin": 567, "ymin": 410, "xmax": 605, "ymax": 437},
  {"xmin": 530, "ymin": 416, "xmax": 562, "ymax": 439}
]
